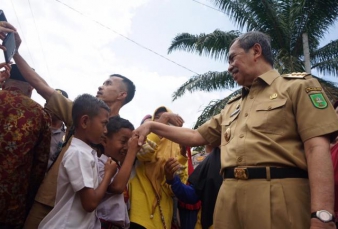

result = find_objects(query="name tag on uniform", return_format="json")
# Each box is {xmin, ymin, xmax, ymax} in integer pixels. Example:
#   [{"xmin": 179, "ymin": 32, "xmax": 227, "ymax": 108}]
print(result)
[{"xmin": 230, "ymin": 109, "xmax": 240, "ymax": 117}]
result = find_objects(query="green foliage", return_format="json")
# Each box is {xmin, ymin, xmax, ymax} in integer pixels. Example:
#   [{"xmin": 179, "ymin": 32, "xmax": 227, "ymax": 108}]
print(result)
[{"xmin": 168, "ymin": 0, "xmax": 338, "ymax": 128}]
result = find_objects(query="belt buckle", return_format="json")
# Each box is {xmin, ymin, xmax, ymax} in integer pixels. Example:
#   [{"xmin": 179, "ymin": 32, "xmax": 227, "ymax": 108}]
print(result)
[{"xmin": 234, "ymin": 167, "xmax": 249, "ymax": 180}]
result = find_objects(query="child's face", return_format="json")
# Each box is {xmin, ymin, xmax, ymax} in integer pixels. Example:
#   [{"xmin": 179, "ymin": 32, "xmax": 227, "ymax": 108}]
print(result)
[
  {"xmin": 104, "ymin": 128, "xmax": 132, "ymax": 162},
  {"xmin": 86, "ymin": 108, "xmax": 109, "ymax": 145}
]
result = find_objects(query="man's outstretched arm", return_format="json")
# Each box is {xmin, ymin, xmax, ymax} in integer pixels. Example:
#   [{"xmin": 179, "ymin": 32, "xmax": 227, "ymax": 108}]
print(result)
[
  {"xmin": 12, "ymin": 26, "xmax": 55, "ymax": 101},
  {"xmin": 135, "ymin": 121, "xmax": 208, "ymax": 147}
]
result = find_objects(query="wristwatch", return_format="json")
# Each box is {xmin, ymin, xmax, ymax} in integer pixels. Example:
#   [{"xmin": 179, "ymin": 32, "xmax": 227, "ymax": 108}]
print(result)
[{"xmin": 311, "ymin": 210, "xmax": 335, "ymax": 223}]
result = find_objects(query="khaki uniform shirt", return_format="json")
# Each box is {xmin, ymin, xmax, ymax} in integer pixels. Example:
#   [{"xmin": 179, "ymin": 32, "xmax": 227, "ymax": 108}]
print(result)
[
  {"xmin": 35, "ymin": 91, "xmax": 73, "ymax": 206},
  {"xmin": 198, "ymin": 70, "xmax": 338, "ymax": 171}
]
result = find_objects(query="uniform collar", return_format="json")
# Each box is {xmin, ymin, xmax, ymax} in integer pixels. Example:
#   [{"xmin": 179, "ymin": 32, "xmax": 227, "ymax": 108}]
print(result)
[
  {"xmin": 257, "ymin": 69, "xmax": 280, "ymax": 86},
  {"xmin": 241, "ymin": 70, "xmax": 280, "ymax": 98}
]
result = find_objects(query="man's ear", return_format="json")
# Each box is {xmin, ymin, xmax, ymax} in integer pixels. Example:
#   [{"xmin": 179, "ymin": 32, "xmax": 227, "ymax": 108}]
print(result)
[
  {"xmin": 252, "ymin": 43, "xmax": 262, "ymax": 59},
  {"xmin": 80, "ymin": 115, "xmax": 90, "ymax": 129},
  {"xmin": 118, "ymin": 91, "xmax": 127, "ymax": 101}
]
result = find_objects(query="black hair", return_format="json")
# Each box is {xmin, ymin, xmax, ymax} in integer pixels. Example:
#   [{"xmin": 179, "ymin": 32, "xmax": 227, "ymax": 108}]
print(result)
[
  {"xmin": 232, "ymin": 31, "xmax": 274, "ymax": 67},
  {"xmin": 106, "ymin": 115, "xmax": 134, "ymax": 138},
  {"xmin": 110, "ymin": 74, "xmax": 136, "ymax": 106},
  {"xmin": 72, "ymin": 93, "xmax": 110, "ymax": 128}
]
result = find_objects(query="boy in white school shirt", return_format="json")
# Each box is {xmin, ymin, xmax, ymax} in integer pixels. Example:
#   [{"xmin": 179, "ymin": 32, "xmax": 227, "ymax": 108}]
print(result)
[{"xmin": 39, "ymin": 94, "xmax": 118, "ymax": 229}]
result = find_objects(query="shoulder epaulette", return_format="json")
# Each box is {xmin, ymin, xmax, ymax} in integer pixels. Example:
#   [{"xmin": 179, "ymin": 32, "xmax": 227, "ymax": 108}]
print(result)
[
  {"xmin": 227, "ymin": 94, "xmax": 241, "ymax": 104},
  {"xmin": 282, "ymin": 72, "xmax": 311, "ymax": 79}
]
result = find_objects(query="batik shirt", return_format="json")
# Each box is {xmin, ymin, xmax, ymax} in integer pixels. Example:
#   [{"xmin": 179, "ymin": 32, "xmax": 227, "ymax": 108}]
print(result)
[{"xmin": 0, "ymin": 87, "xmax": 51, "ymax": 228}]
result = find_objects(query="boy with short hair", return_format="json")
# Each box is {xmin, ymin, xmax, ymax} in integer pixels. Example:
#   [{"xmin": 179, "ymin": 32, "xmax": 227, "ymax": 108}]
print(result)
[
  {"xmin": 39, "ymin": 94, "xmax": 118, "ymax": 229},
  {"xmin": 97, "ymin": 116, "xmax": 140, "ymax": 229}
]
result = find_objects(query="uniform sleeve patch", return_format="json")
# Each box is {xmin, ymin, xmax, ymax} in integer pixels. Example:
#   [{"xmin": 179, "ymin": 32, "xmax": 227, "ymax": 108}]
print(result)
[
  {"xmin": 305, "ymin": 87, "xmax": 322, "ymax": 93},
  {"xmin": 309, "ymin": 93, "xmax": 328, "ymax": 109}
]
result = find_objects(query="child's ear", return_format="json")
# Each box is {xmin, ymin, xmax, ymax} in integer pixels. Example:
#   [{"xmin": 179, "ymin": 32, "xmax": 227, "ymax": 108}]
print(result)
[{"xmin": 80, "ymin": 115, "xmax": 90, "ymax": 129}]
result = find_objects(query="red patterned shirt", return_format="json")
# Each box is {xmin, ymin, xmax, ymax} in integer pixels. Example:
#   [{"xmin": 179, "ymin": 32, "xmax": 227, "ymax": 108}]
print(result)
[{"xmin": 0, "ymin": 87, "xmax": 51, "ymax": 228}]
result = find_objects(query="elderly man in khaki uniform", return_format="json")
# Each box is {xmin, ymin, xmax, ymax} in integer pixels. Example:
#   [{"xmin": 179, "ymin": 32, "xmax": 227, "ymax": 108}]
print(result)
[{"xmin": 135, "ymin": 31, "xmax": 338, "ymax": 229}]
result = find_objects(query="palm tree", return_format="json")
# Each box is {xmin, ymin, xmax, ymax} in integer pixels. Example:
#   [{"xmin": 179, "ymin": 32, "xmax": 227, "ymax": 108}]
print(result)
[{"xmin": 168, "ymin": 0, "xmax": 338, "ymax": 128}]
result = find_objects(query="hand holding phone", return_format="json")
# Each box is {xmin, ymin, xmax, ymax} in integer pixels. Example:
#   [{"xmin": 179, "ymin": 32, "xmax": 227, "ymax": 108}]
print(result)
[{"xmin": 2, "ymin": 32, "xmax": 16, "ymax": 63}]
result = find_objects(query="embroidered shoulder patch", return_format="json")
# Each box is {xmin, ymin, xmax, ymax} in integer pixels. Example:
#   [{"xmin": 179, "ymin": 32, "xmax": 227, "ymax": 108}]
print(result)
[
  {"xmin": 227, "ymin": 94, "xmax": 241, "ymax": 104},
  {"xmin": 282, "ymin": 72, "xmax": 311, "ymax": 79},
  {"xmin": 309, "ymin": 93, "xmax": 328, "ymax": 109},
  {"xmin": 305, "ymin": 87, "xmax": 322, "ymax": 93}
]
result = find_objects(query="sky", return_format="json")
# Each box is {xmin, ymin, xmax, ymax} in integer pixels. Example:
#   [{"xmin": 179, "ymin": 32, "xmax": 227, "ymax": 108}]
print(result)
[{"xmin": 1, "ymin": 0, "xmax": 338, "ymax": 128}]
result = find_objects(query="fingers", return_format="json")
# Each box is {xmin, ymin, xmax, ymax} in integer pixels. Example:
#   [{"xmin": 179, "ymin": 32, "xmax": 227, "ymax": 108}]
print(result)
[
  {"xmin": 138, "ymin": 135, "xmax": 145, "ymax": 146},
  {"xmin": 0, "ymin": 27, "xmax": 16, "ymax": 34},
  {"xmin": 0, "ymin": 62, "xmax": 10, "ymax": 68},
  {"xmin": 0, "ymin": 21, "xmax": 17, "ymax": 31},
  {"xmin": 0, "ymin": 32, "xmax": 6, "ymax": 40}
]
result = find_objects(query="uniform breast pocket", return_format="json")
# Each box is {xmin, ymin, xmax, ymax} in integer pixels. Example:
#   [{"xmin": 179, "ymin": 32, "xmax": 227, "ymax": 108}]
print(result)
[
  {"xmin": 252, "ymin": 99, "xmax": 287, "ymax": 135},
  {"xmin": 221, "ymin": 112, "xmax": 239, "ymax": 146}
]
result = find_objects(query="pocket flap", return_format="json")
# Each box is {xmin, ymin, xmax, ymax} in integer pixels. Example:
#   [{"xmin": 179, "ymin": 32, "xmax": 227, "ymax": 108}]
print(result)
[
  {"xmin": 221, "ymin": 111, "xmax": 240, "ymax": 126},
  {"xmin": 256, "ymin": 99, "xmax": 287, "ymax": 111}
]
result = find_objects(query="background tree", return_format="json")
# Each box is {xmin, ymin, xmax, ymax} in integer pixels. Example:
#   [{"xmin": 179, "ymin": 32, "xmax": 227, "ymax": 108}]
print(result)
[{"xmin": 168, "ymin": 0, "xmax": 338, "ymax": 128}]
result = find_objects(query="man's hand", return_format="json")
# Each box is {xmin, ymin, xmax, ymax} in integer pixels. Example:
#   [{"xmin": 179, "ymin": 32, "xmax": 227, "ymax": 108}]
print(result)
[
  {"xmin": 0, "ymin": 62, "xmax": 11, "ymax": 83},
  {"xmin": 104, "ymin": 157, "xmax": 118, "ymax": 178},
  {"xmin": 0, "ymin": 21, "xmax": 16, "ymax": 35},
  {"xmin": 134, "ymin": 121, "xmax": 152, "ymax": 146},
  {"xmin": 156, "ymin": 112, "xmax": 184, "ymax": 127},
  {"xmin": 164, "ymin": 158, "xmax": 181, "ymax": 181}
]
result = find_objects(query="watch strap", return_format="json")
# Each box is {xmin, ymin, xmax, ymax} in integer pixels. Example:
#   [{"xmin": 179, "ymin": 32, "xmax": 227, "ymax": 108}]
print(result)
[{"xmin": 311, "ymin": 211, "xmax": 335, "ymax": 223}]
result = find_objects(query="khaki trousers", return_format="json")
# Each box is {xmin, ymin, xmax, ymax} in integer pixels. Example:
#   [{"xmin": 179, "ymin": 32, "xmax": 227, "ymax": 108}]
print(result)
[
  {"xmin": 213, "ymin": 178, "xmax": 310, "ymax": 229},
  {"xmin": 23, "ymin": 201, "xmax": 53, "ymax": 229}
]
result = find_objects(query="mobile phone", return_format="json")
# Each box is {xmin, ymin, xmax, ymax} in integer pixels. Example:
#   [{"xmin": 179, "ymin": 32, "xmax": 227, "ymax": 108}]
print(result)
[
  {"xmin": 2, "ymin": 32, "xmax": 16, "ymax": 63},
  {"xmin": 0, "ymin": 10, "xmax": 7, "ymax": 22}
]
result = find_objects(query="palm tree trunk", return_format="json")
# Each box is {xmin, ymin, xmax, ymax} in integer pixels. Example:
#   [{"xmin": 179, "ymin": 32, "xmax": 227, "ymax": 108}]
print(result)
[{"xmin": 302, "ymin": 33, "xmax": 311, "ymax": 73}]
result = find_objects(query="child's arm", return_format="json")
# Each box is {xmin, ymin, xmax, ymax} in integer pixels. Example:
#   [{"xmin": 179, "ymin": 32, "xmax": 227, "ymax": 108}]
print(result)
[
  {"xmin": 79, "ymin": 158, "xmax": 117, "ymax": 212},
  {"xmin": 108, "ymin": 134, "xmax": 140, "ymax": 194}
]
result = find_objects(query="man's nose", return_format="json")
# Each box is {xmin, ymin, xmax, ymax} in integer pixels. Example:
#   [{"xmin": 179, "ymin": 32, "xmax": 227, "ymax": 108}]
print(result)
[{"xmin": 228, "ymin": 64, "xmax": 233, "ymax": 73}]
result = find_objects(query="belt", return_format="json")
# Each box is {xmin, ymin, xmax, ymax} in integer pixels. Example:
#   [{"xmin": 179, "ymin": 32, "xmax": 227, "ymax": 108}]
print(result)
[{"xmin": 223, "ymin": 167, "xmax": 308, "ymax": 180}]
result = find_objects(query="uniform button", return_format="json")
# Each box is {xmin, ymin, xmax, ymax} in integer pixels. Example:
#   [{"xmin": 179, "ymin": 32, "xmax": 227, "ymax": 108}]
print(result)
[
  {"xmin": 239, "ymin": 134, "xmax": 244, "ymax": 138},
  {"xmin": 245, "ymin": 113, "xmax": 248, "ymax": 117},
  {"xmin": 237, "ymin": 156, "xmax": 243, "ymax": 162}
]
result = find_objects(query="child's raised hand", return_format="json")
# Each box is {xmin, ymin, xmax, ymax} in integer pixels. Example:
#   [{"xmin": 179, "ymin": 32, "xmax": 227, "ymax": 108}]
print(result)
[
  {"xmin": 104, "ymin": 157, "xmax": 118, "ymax": 178},
  {"xmin": 164, "ymin": 158, "xmax": 181, "ymax": 181},
  {"xmin": 128, "ymin": 133, "xmax": 141, "ymax": 152}
]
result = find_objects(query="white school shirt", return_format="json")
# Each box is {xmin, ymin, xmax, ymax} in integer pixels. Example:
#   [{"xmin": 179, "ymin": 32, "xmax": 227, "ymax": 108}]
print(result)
[
  {"xmin": 97, "ymin": 154, "xmax": 130, "ymax": 228},
  {"xmin": 39, "ymin": 137, "xmax": 101, "ymax": 229}
]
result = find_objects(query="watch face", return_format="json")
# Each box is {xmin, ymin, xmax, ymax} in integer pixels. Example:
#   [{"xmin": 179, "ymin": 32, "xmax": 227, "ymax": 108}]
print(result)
[{"xmin": 318, "ymin": 211, "xmax": 331, "ymax": 221}]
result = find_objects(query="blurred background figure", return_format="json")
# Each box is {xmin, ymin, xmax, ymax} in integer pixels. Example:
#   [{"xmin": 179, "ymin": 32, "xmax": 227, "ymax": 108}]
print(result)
[
  {"xmin": 0, "ymin": 64, "xmax": 51, "ymax": 229},
  {"xmin": 47, "ymin": 89, "xmax": 68, "ymax": 170}
]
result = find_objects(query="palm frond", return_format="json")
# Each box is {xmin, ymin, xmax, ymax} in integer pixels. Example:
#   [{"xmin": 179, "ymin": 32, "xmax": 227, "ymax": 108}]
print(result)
[
  {"xmin": 172, "ymin": 71, "xmax": 236, "ymax": 101},
  {"xmin": 311, "ymin": 39, "xmax": 338, "ymax": 76},
  {"xmin": 168, "ymin": 30, "xmax": 240, "ymax": 61},
  {"xmin": 192, "ymin": 89, "xmax": 242, "ymax": 129}
]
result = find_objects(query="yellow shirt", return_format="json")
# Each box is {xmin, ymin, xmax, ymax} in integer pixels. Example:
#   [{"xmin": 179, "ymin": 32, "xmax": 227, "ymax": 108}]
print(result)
[{"xmin": 129, "ymin": 133, "xmax": 187, "ymax": 229}]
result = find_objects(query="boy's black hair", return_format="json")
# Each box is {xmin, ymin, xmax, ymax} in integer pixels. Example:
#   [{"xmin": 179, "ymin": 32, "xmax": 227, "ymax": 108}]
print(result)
[
  {"xmin": 72, "ymin": 93, "xmax": 110, "ymax": 128},
  {"xmin": 106, "ymin": 116, "xmax": 135, "ymax": 138}
]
